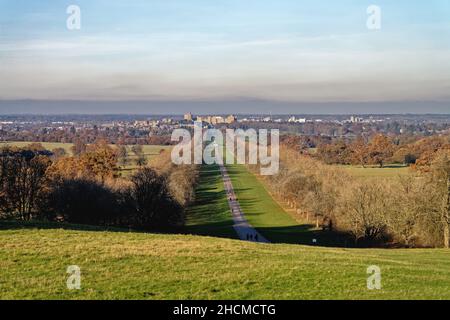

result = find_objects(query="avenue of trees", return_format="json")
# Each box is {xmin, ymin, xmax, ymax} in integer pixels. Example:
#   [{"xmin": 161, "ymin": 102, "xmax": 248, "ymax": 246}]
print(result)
[
  {"xmin": 257, "ymin": 144, "xmax": 450, "ymax": 248},
  {"xmin": 0, "ymin": 141, "xmax": 198, "ymax": 231}
]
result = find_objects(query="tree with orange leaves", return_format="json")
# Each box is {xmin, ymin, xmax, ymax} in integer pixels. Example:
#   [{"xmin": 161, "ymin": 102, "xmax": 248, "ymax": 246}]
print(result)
[{"xmin": 368, "ymin": 134, "xmax": 395, "ymax": 168}]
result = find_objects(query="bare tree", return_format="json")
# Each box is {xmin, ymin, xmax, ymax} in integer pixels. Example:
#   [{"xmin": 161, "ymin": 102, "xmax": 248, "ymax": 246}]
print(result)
[
  {"xmin": 117, "ymin": 145, "xmax": 128, "ymax": 167},
  {"xmin": 132, "ymin": 145, "xmax": 147, "ymax": 166},
  {"xmin": 429, "ymin": 151, "xmax": 450, "ymax": 248},
  {"xmin": 0, "ymin": 150, "xmax": 50, "ymax": 220}
]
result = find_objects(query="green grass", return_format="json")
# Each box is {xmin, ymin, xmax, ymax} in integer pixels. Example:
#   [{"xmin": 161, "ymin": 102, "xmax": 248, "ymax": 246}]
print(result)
[
  {"xmin": 0, "ymin": 141, "xmax": 74, "ymax": 153},
  {"xmin": 1, "ymin": 221, "xmax": 449, "ymax": 300},
  {"xmin": 225, "ymin": 164, "xmax": 311, "ymax": 244},
  {"xmin": 340, "ymin": 165, "xmax": 410, "ymax": 179},
  {"xmin": 118, "ymin": 145, "xmax": 172, "ymax": 175},
  {"xmin": 185, "ymin": 165, "xmax": 236, "ymax": 239}
]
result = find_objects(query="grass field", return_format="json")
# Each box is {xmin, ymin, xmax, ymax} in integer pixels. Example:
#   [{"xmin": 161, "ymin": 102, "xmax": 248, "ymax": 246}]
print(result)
[
  {"xmin": 2, "ymin": 149, "xmax": 448, "ymax": 300},
  {"xmin": 340, "ymin": 164, "xmax": 410, "ymax": 179},
  {"xmin": 1, "ymin": 221, "xmax": 449, "ymax": 300},
  {"xmin": 185, "ymin": 165, "xmax": 236, "ymax": 239},
  {"xmin": 1, "ymin": 141, "xmax": 74, "ymax": 153}
]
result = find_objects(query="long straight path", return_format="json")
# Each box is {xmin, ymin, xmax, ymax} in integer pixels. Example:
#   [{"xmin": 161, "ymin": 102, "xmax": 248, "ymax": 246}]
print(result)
[{"xmin": 219, "ymin": 164, "xmax": 270, "ymax": 243}]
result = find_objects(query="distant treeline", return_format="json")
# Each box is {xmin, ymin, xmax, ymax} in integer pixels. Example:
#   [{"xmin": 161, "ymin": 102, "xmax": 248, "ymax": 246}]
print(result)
[
  {"xmin": 283, "ymin": 134, "xmax": 450, "ymax": 168},
  {"xmin": 0, "ymin": 127, "xmax": 174, "ymax": 146},
  {"xmin": 229, "ymin": 120, "xmax": 450, "ymax": 137}
]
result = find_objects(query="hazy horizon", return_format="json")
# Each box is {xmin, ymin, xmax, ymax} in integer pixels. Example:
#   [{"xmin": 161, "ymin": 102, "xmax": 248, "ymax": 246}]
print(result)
[
  {"xmin": 0, "ymin": 99, "xmax": 449, "ymax": 115},
  {"xmin": 1, "ymin": 1, "xmax": 450, "ymax": 113}
]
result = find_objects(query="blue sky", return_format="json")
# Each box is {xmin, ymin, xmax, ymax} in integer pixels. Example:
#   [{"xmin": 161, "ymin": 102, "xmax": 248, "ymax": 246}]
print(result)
[{"xmin": 0, "ymin": 0, "xmax": 450, "ymax": 108}]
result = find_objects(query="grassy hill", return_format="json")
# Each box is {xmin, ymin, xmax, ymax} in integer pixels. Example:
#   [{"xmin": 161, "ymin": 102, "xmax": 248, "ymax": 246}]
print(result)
[{"xmin": 1, "ymin": 221, "xmax": 449, "ymax": 300}]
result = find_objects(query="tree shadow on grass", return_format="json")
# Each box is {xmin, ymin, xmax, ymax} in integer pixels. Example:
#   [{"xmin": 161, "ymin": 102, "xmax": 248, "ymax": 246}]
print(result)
[
  {"xmin": 184, "ymin": 164, "xmax": 238, "ymax": 239},
  {"xmin": 255, "ymin": 224, "xmax": 357, "ymax": 247},
  {"xmin": 0, "ymin": 219, "xmax": 144, "ymax": 234}
]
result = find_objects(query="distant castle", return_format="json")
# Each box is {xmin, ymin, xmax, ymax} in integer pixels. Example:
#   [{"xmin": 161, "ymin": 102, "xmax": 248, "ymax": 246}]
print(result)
[{"xmin": 184, "ymin": 113, "xmax": 237, "ymax": 125}]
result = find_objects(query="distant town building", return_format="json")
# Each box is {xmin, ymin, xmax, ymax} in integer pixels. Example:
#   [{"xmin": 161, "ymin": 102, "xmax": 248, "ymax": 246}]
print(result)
[
  {"xmin": 134, "ymin": 120, "xmax": 150, "ymax": 127},
  {"xmin": 350, "ymin": 116, "xmax": 363, "ymax": 123},
  {"xmin": 194, "ymin": 114, "xmax": 237, "ymax": 125},
  {"xmin": 226, "ymin": 115, "xmax": 237, "ymax": 124},
  {"xmin": 184, "ymin": 112, "xmax": 193, "ymax": 121},
  {"xmin": 210, "ymin": 116, "xmax": 224, "ymax": 125},
  {"xmin": 288, "ymin": 116, "xmax": 306, "ymax": 123}
]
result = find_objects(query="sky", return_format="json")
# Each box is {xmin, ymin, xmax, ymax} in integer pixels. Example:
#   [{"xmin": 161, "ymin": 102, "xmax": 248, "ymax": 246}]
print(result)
[{"xmin": 0, "ymin": 0, "xmax": 449, "ymax": 114}]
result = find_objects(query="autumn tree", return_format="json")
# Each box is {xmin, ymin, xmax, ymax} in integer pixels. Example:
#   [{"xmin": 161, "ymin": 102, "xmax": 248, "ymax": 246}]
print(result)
[
  {"xmin": 46, "ymin": 156, "xmax": 83, "ymax": 180},
  {"xmin": 72, "ymin": 138, "xmax": 87, "ymax": 156},
  {"xmin": 316, "ymin": 140, "xmax": 351, "ymax": 165},
  {"xmin": 82, "ymin": 141, "xmax": 118, "ymax": 182},
  {"xmin": 168, "ymin": 166, "xmax": 198, "ymax": 207},
  {"xmin": 27, "ymin": 143, "xmax": 46, "ymax": 152},
  {"xmin": 49, "ymin": 141, "xmax": 118, "ymax": 182},
  {"xmin": 117, "ymin": 145, "xmax": 128, "ymax": 167},
  {"xmin": 368, "ymin": 134, "xmax": 394, "ymax": 167},
  {"xmin": 350, "ymin": 137, "xmax": 368, "ymax": 167},
  {"xmin": 51, "ymin": 147, "xmax": 67, "ymax": 160}
]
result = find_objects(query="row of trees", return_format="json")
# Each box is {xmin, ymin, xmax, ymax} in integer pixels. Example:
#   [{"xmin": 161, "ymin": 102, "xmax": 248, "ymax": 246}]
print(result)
[
  {"xmin": 257, "ymin": 146, "xmax": 450, "ymax": 248},
  {"xmin": 0, "ymin": 143, "xmax": 198, "ymax": 230},
  {"xmin": 315, "ymin": 134, "xmax": 450, "ymax": 167},
  {"xmin": 1, "ymin": 127, "xmax": 174, "ymax": 146}
]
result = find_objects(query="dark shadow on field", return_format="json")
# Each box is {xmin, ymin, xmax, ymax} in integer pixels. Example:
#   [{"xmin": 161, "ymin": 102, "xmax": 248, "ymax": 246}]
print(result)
[
  {"xmin": 185, "ymin": 220, "xmax": 357, "ymax": 247},
  {"xmin": 184, "ymin": 164, "xmax": 238, "ymax": 240},
  {"xmin": 256, "ymin": 225, "xmax": 357, "ymax": 247},
  {"xmin": 0, "ymin": 219, "xmax": 143, "ymax": 234}
]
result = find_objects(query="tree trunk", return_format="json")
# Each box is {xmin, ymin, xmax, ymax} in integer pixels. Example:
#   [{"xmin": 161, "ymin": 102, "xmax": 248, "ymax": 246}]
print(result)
[
  {"xmin": 445, "ymin": 175, "xmax": 450, "ymax": 248},
  {"xmin": 444, "ymin": 223, "xmax": 449, "ymax": 249}
]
